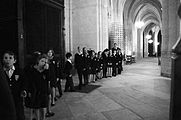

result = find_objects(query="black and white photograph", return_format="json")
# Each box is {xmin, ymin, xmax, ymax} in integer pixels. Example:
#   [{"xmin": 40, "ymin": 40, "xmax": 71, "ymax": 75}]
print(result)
[{"xmin": 0, "ymin": 0, "xmax": 181, "ymax": 120}]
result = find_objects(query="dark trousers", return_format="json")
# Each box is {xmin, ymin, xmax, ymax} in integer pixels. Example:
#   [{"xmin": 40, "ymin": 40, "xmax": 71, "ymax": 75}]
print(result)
[
  {"xmin": 65, "ymin": 76, "xmax": 74, "ymax": 91},
  {"xmin": 14, "ymin": 99, "xmax": 25, "ymax": 120},
  {"xmin": 82, "ymin": 70, "xmax": 88, "ymax": 85},
  {"xmin": 118, "ymin": 63, "xmax": 123, "ymax": 74},
  {"xmin": 112, "ymin": 65, "xmax": 117, "ymax": 76},
  {"xmin": 56, "ymin": 80, "xmax": 62, "ymax": 96},
  {"xmin": 77, "ymin": 69, "xmax": 83, "ymax": 89},
  {"xmin": 103, "ymin": 64, "xmax": 107, "ymax": 78}
]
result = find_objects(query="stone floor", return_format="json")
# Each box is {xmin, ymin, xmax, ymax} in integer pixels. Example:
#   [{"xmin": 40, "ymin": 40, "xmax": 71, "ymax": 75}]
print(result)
[{"xmin": 26, "ymin": 57, "xmax": 171, "ymax": 120}]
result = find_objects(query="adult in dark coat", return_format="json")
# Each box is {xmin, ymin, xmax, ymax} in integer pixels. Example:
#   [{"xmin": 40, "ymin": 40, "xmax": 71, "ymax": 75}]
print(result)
[
  {"xmin": 112, "ymin": 43, "xmax": 119, "ymax": 52},
  {"xmin": 82, "ymin": 47, "xmax": 90, "ymax": 85},
  {"xmin": 74, "ymin": 46, "xmax": 84, "ymax": 89},
  {"xmin": 0, "ymin": 62, "xmax": 16, "ymax": 120}
]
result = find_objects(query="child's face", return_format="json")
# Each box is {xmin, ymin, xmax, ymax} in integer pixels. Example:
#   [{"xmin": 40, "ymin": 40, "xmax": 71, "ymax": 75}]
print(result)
[
  {"xmin": 47, "ymin": 50, "xmax": 53, "ymax": 57},
  {"xmin": 3, "ymin": 53, "xmax": 16, "ymax": 68},
  {"xmin": 38, "ymin": 58, "xmax": 48, "ymax": 69}
]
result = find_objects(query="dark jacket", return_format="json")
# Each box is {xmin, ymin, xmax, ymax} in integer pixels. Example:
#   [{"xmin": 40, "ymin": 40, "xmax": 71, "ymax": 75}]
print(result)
[
  {"xmin": 64, "ymin": 60, "xmax": 73, "ymax": 77},
  {"xmin": 0, "ymin": 62, "xmax": 16, "ymax": 120},
  {"xmin": 4, "ymin": 65, "xmax": 25, "ymax": 120},
  {"xmin": 23, "ymin": 66, "xmax": 49, "ymax": 108},
  {"xmin": 74, "ymin": 53, "xmax": 83, "ymax": 70},
  {"xmin": 48, "ymin": 57, "xmax": 59, "ymax": 87},
  {"xmin": 5, "ymin": 66, "xmax": 24, "ymax": 103}
]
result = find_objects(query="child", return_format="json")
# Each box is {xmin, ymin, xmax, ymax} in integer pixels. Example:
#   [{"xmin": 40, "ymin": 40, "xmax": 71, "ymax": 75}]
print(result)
[
  {"xmin": 89, "ymin": 50, "xmax": 97, "ymax": 83},
  {"xmin": 96, "ymin": 51, "xmax": 103, "ymax": 80},
  {"xmin": 2, "ymin": 51, "xmax": 25, "ymax": 120},
  {"xmin": 64, "ymin": 52, "xmax": 75, "ymax": 92},
  {"xmin": 23, "ymin": 52, "xmax": 50, "ymax": 120},
  {"xmin": 46, "ymin": 49, "xmax": 57, "ymax": 117},
  {"xmin": 107, "ymin": 49, "xmax": 113, "ymax": 77},
  {"xmin": 112, "ymin": 50, "xmax": 117, "ymax": 76}
]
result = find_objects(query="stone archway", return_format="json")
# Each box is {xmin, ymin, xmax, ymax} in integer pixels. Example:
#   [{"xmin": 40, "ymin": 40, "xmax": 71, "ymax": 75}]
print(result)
[{"xmin": 123, "ymin": 0, "xmax": 162, "ymax": 60}]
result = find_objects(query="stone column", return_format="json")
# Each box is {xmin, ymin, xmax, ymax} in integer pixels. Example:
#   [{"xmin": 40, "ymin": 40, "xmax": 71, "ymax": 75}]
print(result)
[
  {"xmin": 161, "ymin": 0, "xmax": 179, "ymax": 77},
  {"xmin": 170, "ymin": 4, "xmax": 181, "ymax": 119},
  {"xmin": 137, "ymin": 28, "xmax": 141, "ymax": 59},
  {"xmin": 64, "ymin": 0, "xmax": 73, "ymax": 53}
]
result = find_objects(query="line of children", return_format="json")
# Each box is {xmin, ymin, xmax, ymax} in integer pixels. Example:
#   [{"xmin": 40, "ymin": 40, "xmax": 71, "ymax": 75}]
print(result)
[
  {"xmin": 74, "ymin": 46, "xmax": 123, "ymax": 87},
  {"xmin": 1, "ymin": 46, "xmax": 123, "ymax": 120},
  {"xmin": 1, "ymin": 50, "xmax": 63, "ymax": 120}
]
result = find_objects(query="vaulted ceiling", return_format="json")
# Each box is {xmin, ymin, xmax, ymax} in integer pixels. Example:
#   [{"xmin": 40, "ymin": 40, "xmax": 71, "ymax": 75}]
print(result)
[{"xmin": 123, "ymin": 0, "xmax": 162, "ymax": 25}]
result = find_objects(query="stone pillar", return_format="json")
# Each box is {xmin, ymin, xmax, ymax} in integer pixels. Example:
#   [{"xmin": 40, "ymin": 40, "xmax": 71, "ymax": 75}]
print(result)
[
  {"xmin": 169, "ymin": 3, "xmax": 181, "ymax": 120},
  {"xmin": 98, "ymin": 0, "xmax": 109, "ymax": 51},
  {"xmin": 137, "ymin": 28, "xmax": 141, "ymax": 59},
  {"xmin": 64, "ymin": 0, "xmax": 73, "ymax": 53},
  {"xmin": 161, "ymin": 0, "xmax": 180, "ymax": 77}
]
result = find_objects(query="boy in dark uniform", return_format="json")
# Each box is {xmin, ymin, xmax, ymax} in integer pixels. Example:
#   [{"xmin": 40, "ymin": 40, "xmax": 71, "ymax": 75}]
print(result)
[
  {"xmin": 107, "ymin": 49, "xmax": 113, "ymax": 77},
  {"xmin": 0, "ymin": 61, "xmax": 16, "ymax": 120},
  {"xmin": 117, "ymin": 48, "xmax": 123, "ymax": 74},
  {"xmin": 2, "ymin": 51, "xmax": 25, "ymax": 120},
  {"xmin": 64, "ymin": 52, "xmax": 75, "ymax": 92},
  {"xmin": 102, "ymin": 49, "xmax": 109, "ymax": 78},
  {"xmin": 96, "ymin": 51, "xmax": 103, "ymax": 80},
  {"xmin": 112, "ymin": 50, "xmax": 117, "ymax": 76},
  {"xmin": 89, "ymin": 50, "xmax": 97, "ymax": 83}
]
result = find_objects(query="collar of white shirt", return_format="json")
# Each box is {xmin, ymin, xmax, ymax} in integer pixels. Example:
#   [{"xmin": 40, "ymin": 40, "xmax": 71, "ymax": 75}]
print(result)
[
  {"xmin": 4, "ymin": 65, "xmax": 15, "ymax": 71},
  {"xmin": 67, "ymin": 59, "xmax": 72, "ymax": 64},
  {"xmin": 4, "ymin": 65, "xmax": 15, "ymax": 78}
]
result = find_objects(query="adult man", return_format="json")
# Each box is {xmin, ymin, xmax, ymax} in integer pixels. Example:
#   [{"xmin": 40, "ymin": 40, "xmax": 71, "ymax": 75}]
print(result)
[
  {"xmin": 112, "ymin": 43, "xmax": 119, "ymax": 52},
  {"xmin": 74, "ymin": 46, "xmax": 84, "ymax": 90}
]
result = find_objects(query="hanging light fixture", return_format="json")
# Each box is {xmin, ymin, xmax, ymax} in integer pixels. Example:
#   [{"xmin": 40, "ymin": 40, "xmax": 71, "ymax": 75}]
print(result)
[
  {"xmin": 148, "ymin": 39, "xmax": 153, "ymax": 43},
  {"xmin": 146, "ymin": 34, "xmax": 152, "ymax": 39}
]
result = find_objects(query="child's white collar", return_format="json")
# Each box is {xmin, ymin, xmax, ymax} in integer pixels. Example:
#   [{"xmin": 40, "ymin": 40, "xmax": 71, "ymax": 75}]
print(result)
[{"xmin": 67, "ymin": 59, "xmax": 71, "ymax": 63}]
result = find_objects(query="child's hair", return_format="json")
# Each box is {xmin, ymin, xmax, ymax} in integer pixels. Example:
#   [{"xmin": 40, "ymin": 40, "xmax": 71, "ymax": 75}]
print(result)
[
  {"xmin": 66, "ymin": 52, "xmax": 72, "ymax": 59},
  {"xmin": 31, "ymin": 51, "xmax": 48, "ymax": 65},
  {"xmin": 3, "ymin": 51, "xmax": 17, "ymax": 60}
]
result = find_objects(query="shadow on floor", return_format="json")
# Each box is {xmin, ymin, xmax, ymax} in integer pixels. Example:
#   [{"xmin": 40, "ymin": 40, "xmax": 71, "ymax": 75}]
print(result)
[{"xmin": 74, "ymin": 84, "xmax": 101, "ymax": 93}]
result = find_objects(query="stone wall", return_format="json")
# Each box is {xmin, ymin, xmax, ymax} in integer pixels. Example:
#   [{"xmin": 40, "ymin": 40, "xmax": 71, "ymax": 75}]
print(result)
[{"xmin": 65, "ymin": 0, "xmax": 109, "ymax": 56}]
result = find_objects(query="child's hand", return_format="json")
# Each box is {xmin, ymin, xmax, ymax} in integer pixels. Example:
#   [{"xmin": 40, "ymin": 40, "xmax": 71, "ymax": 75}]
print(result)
[
  {"xmin": 21, "ymin": 90, "xmax": 27, "ymax": 98},
  {"xmin": 44, "ymin": 63, "xmax": 49, "ymax": 70}
]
